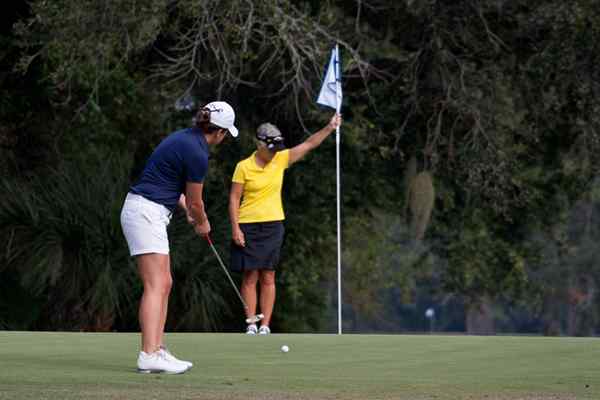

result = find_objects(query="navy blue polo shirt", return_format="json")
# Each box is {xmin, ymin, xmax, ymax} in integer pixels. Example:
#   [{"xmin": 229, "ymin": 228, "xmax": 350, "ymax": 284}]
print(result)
[{"xmin": 130, "ymin": 127, "xmax": 209, "ymax": 211}]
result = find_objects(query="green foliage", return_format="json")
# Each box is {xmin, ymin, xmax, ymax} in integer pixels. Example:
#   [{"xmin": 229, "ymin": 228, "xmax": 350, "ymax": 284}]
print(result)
[
  {"xmin": 524, "ymin": 182, "xmax": 600, "ymax": 336},
  {"xmin": 442, "ymin": 211, "xmax": 529, "ymax": 304},
  {"xmin": 0, "ymin": 153, "xmax": 236, "ymax": 331},
  {"xmin": 0, "ymin": 273, "xmax": 43, "ymax": 329},
  {"xmin": 0, "ymin": 155, "xmax": 136, "ymax": 330},
  {"xmin": 14, "ymin": 0, "xmax": 166, "ymax": 105},
  {"xmin": 341, "ymin": 211, "xmax": 436, "ymax": 331},
  {"xmin": 3, "ymin": 0, "xmax": 600, "ymax": 334}
]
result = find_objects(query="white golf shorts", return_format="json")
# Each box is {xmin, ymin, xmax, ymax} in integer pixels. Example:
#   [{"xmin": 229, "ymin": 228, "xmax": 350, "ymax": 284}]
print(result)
[{"xmin": 120, "ymin": 193, "xmax": 172, "ymax": 256}]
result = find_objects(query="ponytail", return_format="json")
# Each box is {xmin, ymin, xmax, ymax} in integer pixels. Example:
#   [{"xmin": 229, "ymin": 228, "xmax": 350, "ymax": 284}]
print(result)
[
  {"xmin": 194, "ymin": 107, "xmax": 222, "ymax": 134},
  {"xmin": 195, "ymin": 107, "xmax": 210, "ymax": 127}
]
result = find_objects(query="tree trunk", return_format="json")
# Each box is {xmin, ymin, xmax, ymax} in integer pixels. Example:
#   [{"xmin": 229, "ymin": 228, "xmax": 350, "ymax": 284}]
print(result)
[{"xmin": 466, "ymin": 298, "xmax": 495, "ymax": 335}]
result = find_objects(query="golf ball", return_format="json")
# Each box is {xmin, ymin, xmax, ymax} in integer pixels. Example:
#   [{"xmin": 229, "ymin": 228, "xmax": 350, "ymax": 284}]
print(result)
[{"xmin": 281, "ymin": 345, "xmax": 289, "ymax": 353}]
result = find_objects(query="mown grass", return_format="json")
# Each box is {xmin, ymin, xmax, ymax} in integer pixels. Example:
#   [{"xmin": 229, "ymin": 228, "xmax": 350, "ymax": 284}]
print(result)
[{"xmin": 0, "ymin": 331, "xmax": 597, "ymax": 399}]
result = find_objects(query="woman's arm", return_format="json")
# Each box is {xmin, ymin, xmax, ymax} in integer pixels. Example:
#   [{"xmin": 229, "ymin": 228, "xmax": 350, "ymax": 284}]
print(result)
[
  {"xmin": 178, "ymin": 194, "xmax": 195, "ymax": 224},
  {"xmin": 229, "ymin": 182, "xmax": 245, "ymax": 246},
  {"xmin": 186, "ymin": 181, "xmax": 211, "ymax": 236},
  {"xmin": 288, "ymin": 113, "xmax": 342, "ymax": 166}
]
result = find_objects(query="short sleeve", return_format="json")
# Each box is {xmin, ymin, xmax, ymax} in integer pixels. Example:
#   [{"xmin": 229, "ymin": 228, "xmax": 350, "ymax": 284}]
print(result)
[
  {"xmin": 232, "ymin": 161, "xmax": 246, "ymax": 183},
  {"xmin": 184, "ymin": 150, "xmax": 208, "ymax": 183}
]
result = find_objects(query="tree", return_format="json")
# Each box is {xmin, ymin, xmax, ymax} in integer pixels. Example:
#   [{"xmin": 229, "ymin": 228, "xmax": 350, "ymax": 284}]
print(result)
[{"xmin": 4, "ymin": 0, "xmax": 600, "ymax": 335}]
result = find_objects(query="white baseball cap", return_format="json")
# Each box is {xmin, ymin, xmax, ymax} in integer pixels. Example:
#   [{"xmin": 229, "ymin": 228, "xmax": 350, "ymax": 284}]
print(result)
[{"xmin": 204, "ymin": 101, "xmax": 239, "ymax": 137}]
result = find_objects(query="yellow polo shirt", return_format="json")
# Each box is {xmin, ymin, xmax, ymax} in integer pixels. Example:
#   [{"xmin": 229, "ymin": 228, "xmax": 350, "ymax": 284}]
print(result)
[{"xmin": 232, "ymin": 150, "xmax": 290, "ymax": 223}]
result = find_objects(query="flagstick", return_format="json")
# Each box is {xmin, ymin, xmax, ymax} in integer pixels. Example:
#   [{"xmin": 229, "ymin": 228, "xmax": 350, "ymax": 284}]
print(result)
[
  {"xmin": 315, "ymin": 44, "xmax": 343, "ymax": 334},
  {"xmin": 334, "ymin": 44, "xmax": 343, "ymax": 335},
  {"xmin": 336, "ymin": 122, "xmax": 342, "ymax": 335}
]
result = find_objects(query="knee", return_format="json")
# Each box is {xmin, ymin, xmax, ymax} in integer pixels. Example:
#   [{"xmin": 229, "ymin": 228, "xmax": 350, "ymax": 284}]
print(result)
[
  {"xmin": 146, "ymin": 274, "xmax": 172, "ymax": 297},
  {"xmin": 260, "ymin": 271, "xmax": 276, "ymax": 286},
  {"xmin": 162, "ymin": 274, "xmax": 173, "ymax": 295},
  {"xmin": 242, "ymin": 271, "xmax": 259, "ymax": 287}
]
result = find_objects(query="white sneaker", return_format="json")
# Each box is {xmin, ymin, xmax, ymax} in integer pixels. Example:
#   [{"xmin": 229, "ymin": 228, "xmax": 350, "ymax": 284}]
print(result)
[
  {"xmin": 258, "ymin": 325, "xmax": 271, "ymax": 335},
  {"xmin": 159, "ymin": 346, "xmax": 193, "ymax": 369},
  {"xmin": 246, "ymin": 324, "xmax": 258, "ymax": 335},
  {"xmin": 137, "ymin": 351, "xmax": 189, "ymax": 374}
]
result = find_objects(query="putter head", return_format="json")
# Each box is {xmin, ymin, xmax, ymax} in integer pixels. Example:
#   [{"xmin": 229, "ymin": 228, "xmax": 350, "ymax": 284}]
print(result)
[{"xmin": 245, "ymin": 314, "xmax": 264, "ymax": 324}]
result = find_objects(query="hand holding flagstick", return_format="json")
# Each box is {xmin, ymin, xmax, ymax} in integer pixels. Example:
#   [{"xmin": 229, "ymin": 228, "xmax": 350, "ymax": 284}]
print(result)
[{"xmin": 328, "ymin": 113, "xmax": 342, "ymax": 131}]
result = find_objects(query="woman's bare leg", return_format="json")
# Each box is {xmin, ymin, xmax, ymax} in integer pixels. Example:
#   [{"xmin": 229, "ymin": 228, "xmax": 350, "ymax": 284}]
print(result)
[
  {"xmin": 137, "ymin": 253, "xmax": 172, "ymax": 354},
  {"xmin": 157, "ymin": 256, "xmax": 172, "ymax": 348},
  {"xmin": 241, "ymin": 270, "xmax": 259, "ymax": 319},
  {"xmin": 259, "ymin": 270, "xmax": 276, "ymax": 326}
]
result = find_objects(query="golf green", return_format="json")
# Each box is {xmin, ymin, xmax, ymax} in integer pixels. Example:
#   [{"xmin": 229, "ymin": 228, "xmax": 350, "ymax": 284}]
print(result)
[{"xmin": 0, "ymin": 332, "xmax": 597, "ymax": 399}]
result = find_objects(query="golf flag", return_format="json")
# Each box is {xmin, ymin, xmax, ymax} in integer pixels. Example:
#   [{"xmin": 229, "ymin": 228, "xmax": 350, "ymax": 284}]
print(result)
[
  {"xmin": 317, "ymin": 45, "xmax": 342, "ymax": 112},
  {"xmin": 317, "ymin": 45, "xmax": 344, "ymax": 335}
]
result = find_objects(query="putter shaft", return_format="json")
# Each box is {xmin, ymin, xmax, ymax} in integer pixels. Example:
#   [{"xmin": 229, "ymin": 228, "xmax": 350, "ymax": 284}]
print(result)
[{"xmin": 206, "ymin": 236, "xmax": 264, "ymax": 325}]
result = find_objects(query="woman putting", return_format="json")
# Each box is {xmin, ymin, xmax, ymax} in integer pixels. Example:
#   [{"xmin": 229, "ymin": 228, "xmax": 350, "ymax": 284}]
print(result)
[
  {"xmin": 121, "ymin": 101, "xmax": 239, "ymax": 373},
  {"xmin": 229, "ymin": 113, "xmax": 342, "ymax": 335}
]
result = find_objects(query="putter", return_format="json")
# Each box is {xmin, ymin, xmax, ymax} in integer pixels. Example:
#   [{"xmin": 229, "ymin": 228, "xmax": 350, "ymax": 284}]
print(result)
[{"xmin": 205, "ymin": 235, "xmax": 264, "ymax": 325}]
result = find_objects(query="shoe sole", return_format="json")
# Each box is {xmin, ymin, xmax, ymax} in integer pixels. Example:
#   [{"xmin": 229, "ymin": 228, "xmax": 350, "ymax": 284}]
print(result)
[{"xmin": 137, "ymin": 366, "xmax": 191, "ymax": 375}]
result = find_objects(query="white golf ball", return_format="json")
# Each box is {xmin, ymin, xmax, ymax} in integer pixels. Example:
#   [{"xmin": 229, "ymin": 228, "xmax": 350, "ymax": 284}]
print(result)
[{"xmin": 280, "ymin": 345, "xmax": 289, "ymax": 353}]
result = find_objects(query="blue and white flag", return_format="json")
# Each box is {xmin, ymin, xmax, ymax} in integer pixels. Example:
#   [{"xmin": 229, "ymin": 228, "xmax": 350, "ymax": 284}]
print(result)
[{"xmin": 317, "ymin": 45, "xmax": 342, "ymax": 112}]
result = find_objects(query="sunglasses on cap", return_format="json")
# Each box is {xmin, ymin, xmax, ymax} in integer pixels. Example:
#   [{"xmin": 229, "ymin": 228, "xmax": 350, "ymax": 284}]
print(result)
[{"xmin": 256, "ymin": 134, "xmax": 285, "ymax": 151}]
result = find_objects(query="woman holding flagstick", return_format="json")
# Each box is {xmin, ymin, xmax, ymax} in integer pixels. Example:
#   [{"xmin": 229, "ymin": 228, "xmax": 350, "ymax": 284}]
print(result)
[{"xmin": 228, "ymin": 113, "xmax": 341, "ymax": 334}]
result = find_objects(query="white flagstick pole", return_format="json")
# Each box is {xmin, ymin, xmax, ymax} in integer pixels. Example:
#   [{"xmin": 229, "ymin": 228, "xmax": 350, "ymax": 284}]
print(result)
[{"xmin": 334, "ymin": 44, "xmax": 342, "ymax": 335}]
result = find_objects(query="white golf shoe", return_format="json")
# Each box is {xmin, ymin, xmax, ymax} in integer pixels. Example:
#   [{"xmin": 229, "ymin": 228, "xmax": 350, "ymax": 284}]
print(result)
[
  {"xmin": 159, "ymin": 346, "xmax": 193, "ymax": 369},
  {"xmin": 246, "ymin": 324, "xmax": 258, "ymax": 335},
  {"xmin": 137, "ymin": 350, "xmax": 189, "ymax": 374},
  {"xmin": 258, "ymin": 325, "xmax": 271, "ymax": 335}
]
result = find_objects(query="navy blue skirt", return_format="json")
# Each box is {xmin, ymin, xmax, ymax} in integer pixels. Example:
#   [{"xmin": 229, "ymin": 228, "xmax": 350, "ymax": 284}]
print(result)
[{"xmin": 230, "ymin": 221, "xmax": 285, "ymax": 272}]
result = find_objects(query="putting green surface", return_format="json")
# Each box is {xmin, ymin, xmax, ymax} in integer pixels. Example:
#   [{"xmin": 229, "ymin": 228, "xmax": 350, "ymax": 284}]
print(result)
[{"xmin": 0, "ymin": 331, "xmax": 598, "ymax": 399}]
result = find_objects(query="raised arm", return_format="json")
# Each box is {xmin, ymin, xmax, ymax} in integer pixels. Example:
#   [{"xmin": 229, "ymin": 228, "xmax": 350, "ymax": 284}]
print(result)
[
  {"xmin": 185, "ymin": 181, "xmax": 211, "ymax": 236},
  {"xmin": 229, "ymin": 182, "xmax": 245, "ymax": 247},
  {"xmin": 288, "ymin": 113, "xmax": 342, "ymax": 166}
]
